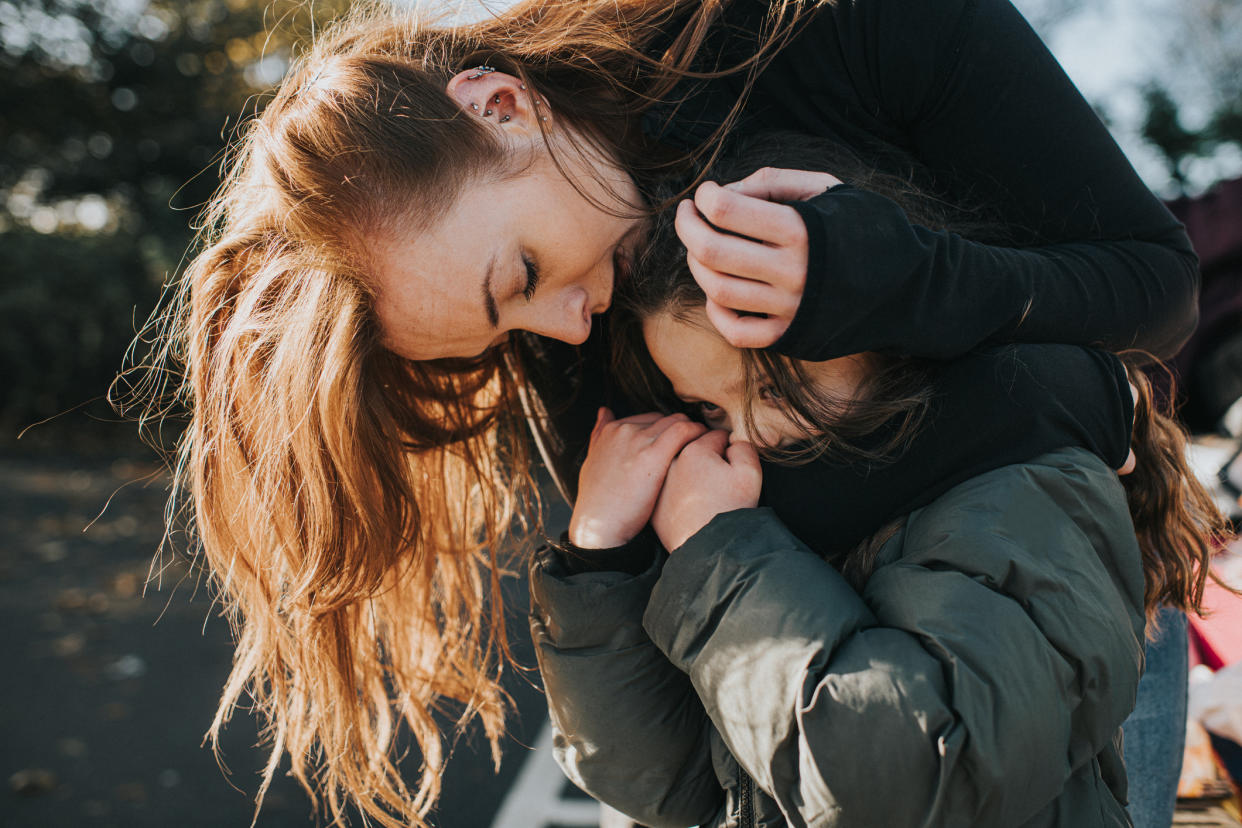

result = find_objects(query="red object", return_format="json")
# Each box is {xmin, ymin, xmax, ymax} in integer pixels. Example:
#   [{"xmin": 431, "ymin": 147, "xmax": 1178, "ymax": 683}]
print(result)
[{"xmin": 1188, "ymin": 546, "xmax": 1242, "ymax": 670}]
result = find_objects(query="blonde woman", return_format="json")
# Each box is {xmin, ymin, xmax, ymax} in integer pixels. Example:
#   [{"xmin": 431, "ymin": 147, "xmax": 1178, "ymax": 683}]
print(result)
[{"xmin": 136, "ymin": 0, "xmax": 1199, "ymax": 825}]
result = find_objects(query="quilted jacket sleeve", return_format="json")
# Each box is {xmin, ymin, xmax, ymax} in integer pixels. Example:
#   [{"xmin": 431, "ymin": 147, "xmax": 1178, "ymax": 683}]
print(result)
[
  {"xmin": 528, "ymin": 543, "xmax": 725, "ymax": 827},
  {"xmin": 642, "ymin": 448, "xmax": 1147, "ymax": 827}
]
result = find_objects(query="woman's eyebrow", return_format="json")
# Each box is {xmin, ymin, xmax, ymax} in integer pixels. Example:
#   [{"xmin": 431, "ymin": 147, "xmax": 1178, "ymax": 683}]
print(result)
[{"xmin": 481, "ymin": 253, "xmax": 500, "ymax": 328}]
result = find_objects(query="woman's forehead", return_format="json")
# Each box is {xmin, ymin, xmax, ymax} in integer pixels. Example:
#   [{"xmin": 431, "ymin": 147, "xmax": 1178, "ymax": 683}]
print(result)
[{"xmin": 369, "ymin": 190, "xmax": 514, "ymax": 360}]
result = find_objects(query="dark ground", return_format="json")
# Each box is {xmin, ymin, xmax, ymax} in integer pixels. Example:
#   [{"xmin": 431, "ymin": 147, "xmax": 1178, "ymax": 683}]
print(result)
[{"xmin": 0, "ymin": 426, "xmax": 567, "ymax": 828}]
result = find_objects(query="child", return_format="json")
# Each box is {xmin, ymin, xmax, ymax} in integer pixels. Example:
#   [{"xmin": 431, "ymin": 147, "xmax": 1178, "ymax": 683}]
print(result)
[{"xmin": 528, "ymin": 135, "xmax": 1230, "ymax": 828}]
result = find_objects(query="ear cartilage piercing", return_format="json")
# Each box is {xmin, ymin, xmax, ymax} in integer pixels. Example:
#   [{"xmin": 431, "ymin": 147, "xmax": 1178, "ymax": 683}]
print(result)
[
  {"xmin": 470, "ymin": 103, "xmax": 479, "ymax": 110},
  {"xmin": 519, "ymin": 84, "xmax": 526, "ymax": 90},
  {"xmin": 484, "ymin": 109, "xmax": 493, "ymax": 116},
  {"xmin": 499, "ymin": 115, "xmax": 511, "ymax": 123},
  {"xmin": 466, "ymin": 65, "xmax": 496, "ymax": 80}
]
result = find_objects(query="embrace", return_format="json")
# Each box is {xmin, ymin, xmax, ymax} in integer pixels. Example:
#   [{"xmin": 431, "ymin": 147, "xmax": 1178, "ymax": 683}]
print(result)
[{"xmin": 137, "ymin": 0, "xmax": 1231, "ymax": 826}]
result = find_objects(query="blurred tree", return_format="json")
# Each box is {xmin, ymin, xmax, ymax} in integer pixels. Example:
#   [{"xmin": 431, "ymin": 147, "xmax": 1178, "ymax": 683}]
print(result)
[
  {"xmin": 1138, "ymin": 0, "xmax": 1242, "ymax": 194},
  {"xmin": 0, "ymin": 0, "xmax": 346, "ymax": 433}
]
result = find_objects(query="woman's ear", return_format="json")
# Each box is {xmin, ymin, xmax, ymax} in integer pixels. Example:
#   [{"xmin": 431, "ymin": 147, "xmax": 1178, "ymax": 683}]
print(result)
[{"xmin": 445, "ymin": 69, "xmax": 544, "ymax": 135}]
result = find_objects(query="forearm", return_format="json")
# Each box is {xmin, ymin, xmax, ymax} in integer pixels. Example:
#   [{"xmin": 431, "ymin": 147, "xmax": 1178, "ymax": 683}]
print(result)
[
  {"xmin": 775, "ymin": 186, "xmax": 1197, "ymax": 362},
  {"xmin": 529, "ymin": 543, "xmax": 724, "ymax": 827}
]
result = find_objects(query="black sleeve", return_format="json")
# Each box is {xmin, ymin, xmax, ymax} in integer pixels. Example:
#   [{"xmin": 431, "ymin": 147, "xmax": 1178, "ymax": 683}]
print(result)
[
  {"xmin": 761, "ymin": 344, "xmax": 1134, "ymax": 559},
  {"xmin": 546, "ymin": 527, "xmax": 664, "ymax": 577},
  {"xmin": 766, "ymin": 0, "xmax": 1198, "ymax": 360}
]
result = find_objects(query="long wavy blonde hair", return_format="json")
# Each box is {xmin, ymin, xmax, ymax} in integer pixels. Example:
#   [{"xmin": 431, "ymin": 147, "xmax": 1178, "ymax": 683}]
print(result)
[{"xmin": 118, "ymin": 1, "xmax": 822, "ymax": 825}]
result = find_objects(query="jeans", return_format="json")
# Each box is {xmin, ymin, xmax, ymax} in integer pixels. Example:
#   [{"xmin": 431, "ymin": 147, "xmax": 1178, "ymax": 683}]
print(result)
[{"xmin": 1122, "ymin": 607, "xmax": 1188, "ymax": 828}]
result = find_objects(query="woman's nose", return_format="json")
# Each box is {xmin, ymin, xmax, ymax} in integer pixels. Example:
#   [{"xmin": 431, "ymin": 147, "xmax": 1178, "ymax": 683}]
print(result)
[{"xmin": 527, "ymin": 291, "xmax": 591, "ymax": 344}]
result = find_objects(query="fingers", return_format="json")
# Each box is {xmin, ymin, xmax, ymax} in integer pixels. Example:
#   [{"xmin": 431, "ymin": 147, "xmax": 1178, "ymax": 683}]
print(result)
[
  {"xmin": 589, "ymin": 409, "xmax": 664, "ymax": 446},
  {"xmin": 725, "ymin": 439, "xmax": 763, "ymax": 477},
  {"xmin": 684, "ymin": 428, "xmax": 730, "ymax": 458},
  {"xmin": 1118, "ymin": 448, "xmax": 1136, "ymax": 476},
  {"xmin": 676, "ymin": 199, "xmax": 800, "ymax": 283},
  {"xmin": 719, "ymin": 166, "xmax": 842, "ymax": 203},
  {"xmin": 591, "ymin": 406, "xmax": 615, "ymax": 438},
  {"xmin": 686, "ymin": 254, "xmax": 798, "ymax": 316},
  {"xmin": 704, "ymin": 298, "xmax": 790, "ymax": 349},
  {"xmin": 690, "ymin": 180, "xmax": 808, "ymax": 245},
  {"xmin": 650, "ymin": 416, "xmax": 708, "ymax": 459}
]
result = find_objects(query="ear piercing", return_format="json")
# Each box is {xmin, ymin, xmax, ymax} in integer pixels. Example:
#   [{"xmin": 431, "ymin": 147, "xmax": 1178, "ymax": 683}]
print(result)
[
  {"xmin": 484, "ymin": 109, "xmax": 492, "ymax": 116},
  {"xmin": 470, "ymin": 103, "xmax": 479, "ymax": 110},
  {"xmin": 499, "ymin": 115, "xmax": 511, "ymax": 123},
  {"xmin": 466, "ymin": 65, "xmax": 495, "ymax": 80}
]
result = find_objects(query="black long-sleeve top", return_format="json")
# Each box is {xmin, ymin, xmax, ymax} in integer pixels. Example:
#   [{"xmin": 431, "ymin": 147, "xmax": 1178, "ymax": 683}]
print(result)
[{"xmin": 521, "ymin": 0, "xmax": 1195, "ymax": 528}]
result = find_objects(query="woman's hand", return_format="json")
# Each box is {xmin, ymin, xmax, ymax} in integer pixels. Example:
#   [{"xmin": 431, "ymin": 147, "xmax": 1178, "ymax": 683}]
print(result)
[
  {"xmin": 569, "ymin": 408, "xmax": 708, "ymax": 549},
  {"xmin": 652, "ymin": 430, "xmax": 763, "ymax": 552},
  {"xmin": 1119, "ymin": 382, "xmax": 1138, "ymax": 475},
  {"xmin": 675, "ymin": 168, "xmax": 842, "ymax": 349}
]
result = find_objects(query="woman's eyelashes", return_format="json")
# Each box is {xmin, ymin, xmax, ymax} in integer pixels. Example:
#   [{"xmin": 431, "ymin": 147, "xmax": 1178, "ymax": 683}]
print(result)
[{"xmin": 521, "ymin": 252, "xmax": 541, "ymax": 301}]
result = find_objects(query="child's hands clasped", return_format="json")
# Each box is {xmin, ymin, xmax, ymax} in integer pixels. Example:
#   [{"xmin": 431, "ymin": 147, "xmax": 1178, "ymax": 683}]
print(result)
[
  {"xmin": 675, "ymin": 168, "xmax": 842, "ymax": 349},
  {"xmin": 652, "ymin": 430, "xmax": 762, "ymax": 553},
  {"xmin": 569, "ymin": 408, "xmax": 708, "ymax": 549}
]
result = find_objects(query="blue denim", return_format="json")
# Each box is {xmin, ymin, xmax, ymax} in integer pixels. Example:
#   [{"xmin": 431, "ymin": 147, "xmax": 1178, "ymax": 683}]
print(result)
[{"xmin": 1122, "ymin": 607, "xmax": 1188, "ymax": 828}]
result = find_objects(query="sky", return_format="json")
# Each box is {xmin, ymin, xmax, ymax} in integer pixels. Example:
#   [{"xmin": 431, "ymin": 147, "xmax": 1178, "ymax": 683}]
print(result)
[{"xmin": 1012, "ymin": 0, "xmax": 1242, "ymax": 196}]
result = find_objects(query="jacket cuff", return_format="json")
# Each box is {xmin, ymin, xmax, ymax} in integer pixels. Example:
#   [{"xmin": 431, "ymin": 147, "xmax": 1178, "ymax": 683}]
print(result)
[
  {"xmin": 550, "ymin": 526, "xmax": 662, "ymax": 577},
  {"xmin": 529, "ymin": 539, "xmax": 665, "ymax": 651}
]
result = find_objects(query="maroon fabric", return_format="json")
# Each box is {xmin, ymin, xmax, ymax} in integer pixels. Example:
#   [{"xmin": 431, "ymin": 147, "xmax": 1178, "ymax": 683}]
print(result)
[{"xmin": 1159, "ymin": 177, "xmax": 1242, "ymax": 427}]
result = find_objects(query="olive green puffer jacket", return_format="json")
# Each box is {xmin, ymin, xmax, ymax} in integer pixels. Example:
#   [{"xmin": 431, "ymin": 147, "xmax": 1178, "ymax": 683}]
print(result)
[{"xmin": 529, "ymin": 448, "xmax": 1146, "ymax": 828}]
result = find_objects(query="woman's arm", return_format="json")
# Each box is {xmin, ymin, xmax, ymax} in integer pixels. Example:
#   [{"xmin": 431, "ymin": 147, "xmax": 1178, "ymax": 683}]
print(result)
[
  {"xmin": 645, "ymin": 450, "xmax": 1146, "ymax": 826},
  {"xmin": 679, "ymin": 0, "xmax": 1197, "ymax": 359},
  {"xmin": 772, "ymin": 184, "xmax": 1195, "ymax": 361},
  {"xmin": 762, "ymin": 344, "xmax": 1136, "ymax": 558}
]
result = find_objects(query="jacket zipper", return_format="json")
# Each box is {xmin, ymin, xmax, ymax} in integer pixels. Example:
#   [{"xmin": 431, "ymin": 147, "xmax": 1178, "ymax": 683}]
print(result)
[{"xmin": 738, "ymin": 766, "xmax": 755, "ymax": 828}]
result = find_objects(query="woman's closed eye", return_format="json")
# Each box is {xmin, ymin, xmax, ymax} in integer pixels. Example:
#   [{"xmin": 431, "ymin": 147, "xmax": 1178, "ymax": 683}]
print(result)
[{"xmin": 521, "ymin": 252, "xmax": 541, "ymax": 301}]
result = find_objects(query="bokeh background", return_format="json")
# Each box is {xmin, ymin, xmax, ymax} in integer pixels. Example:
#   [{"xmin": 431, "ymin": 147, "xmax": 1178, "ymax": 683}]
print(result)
[{"xmin": 2, "ymin": 1, "xmax": 1241, "ymax": 826}]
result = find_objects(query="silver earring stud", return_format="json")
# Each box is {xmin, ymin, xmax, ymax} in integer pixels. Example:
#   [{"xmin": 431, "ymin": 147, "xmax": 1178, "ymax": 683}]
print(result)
[
  {"xmin": 484, "ymin": 109, "xmax": 492, "ymax": 116},
  {"xmin": 493, "ymin": 95, "xmax": 501, "ymax": 104},
  {"xmin": 499, "ymin": 114, "xmax": 511, "ymax": 123},
  {"xmin": 466, "ymin": 65, "xmax": 496, "ymax": 80},
  {"xmin": 470, "ymin": 103, "xmax": 479, "ymax": 110},
  {"xmin": 519, "ymin": 83, "xmax": 526, "ymax": 90}
]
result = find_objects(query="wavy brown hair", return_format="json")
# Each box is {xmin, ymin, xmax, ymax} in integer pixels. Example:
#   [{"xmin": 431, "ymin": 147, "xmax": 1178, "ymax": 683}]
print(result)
[
  {"xmin": 115, "ymin": 1, "xmax": 832, "ymax": 826},
  {"xmin": 614, "ymin": 131, "xmax": 1234, "ymax": 630}
]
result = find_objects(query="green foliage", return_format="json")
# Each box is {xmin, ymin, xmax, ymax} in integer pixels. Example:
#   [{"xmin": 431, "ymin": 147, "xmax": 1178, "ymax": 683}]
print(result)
[
  {"xmin": 0, "ymin": 228, "xmax": 154, "ymax": 427},
  {"xmin": 1140, "ymin": 80, "xmax": 1242, "ymax": 192},
  {"xmin": 0, "ymin": 0, "xmax": 348, "ymax": 438}
]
